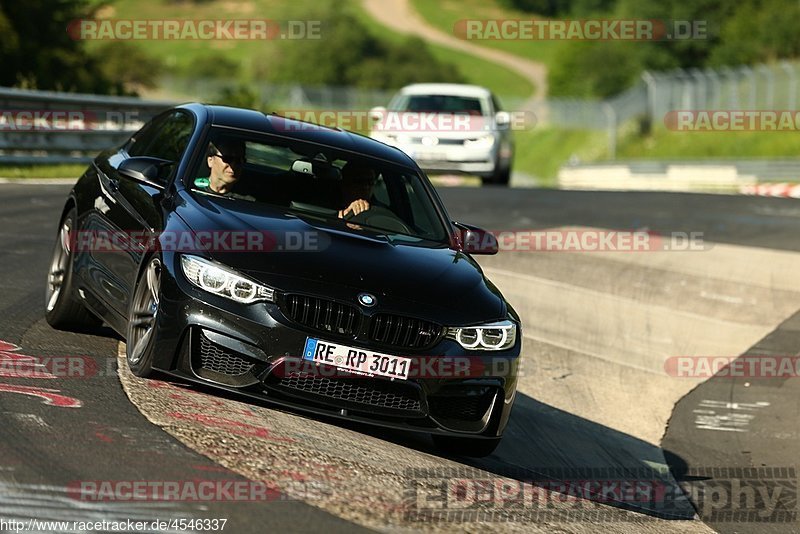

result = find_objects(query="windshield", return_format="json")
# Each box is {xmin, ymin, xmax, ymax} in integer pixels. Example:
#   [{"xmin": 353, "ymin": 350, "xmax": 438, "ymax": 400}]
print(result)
[
  {"xmin": 188, "ymin": 129, "xmax": 450, "ymax": 244},
  {"xmin": 389, "ymin": 94, "xmax": 487, "ymax": 115}
]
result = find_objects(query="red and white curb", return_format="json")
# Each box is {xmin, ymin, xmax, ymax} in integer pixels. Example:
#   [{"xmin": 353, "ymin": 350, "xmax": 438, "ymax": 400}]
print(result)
[{"xmin": 740, "ymin": 183, "xmax": 800, "ymax": 198}]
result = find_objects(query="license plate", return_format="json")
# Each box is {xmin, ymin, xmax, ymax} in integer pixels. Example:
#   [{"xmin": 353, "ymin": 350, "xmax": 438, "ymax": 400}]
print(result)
[
  {"xmin": 414, "ymin": 150, "xmax": 447, "ymax": 161},
  {"xmin": 302, "ymin": 337, "xmax": 410, "ymax": 380}
]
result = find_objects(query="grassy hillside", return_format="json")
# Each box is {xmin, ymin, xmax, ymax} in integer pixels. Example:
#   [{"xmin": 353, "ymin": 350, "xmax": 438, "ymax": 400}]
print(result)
[
  {"xmin": 410, "ymin": 0, "xmax": 561, "ymax": 70},
  {"xmin": 23, "ymin": 0, "xmax": 798, "ymax": 181},
  {"xmin": 348, "ymin": 3, "xmax": 532, "ymax": 100},
  {"xmin": 87, "ymin": 0, "xmax": 303, "ymax": 79},
  {"xmin": 93, "ymin": 0, "xmax": 533, "ymax": 102}
]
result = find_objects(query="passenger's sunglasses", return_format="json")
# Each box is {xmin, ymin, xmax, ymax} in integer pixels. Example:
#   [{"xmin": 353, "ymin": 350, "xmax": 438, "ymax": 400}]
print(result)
[{"xmin": 212, "ymin": 152, "xmax": 245, "ymax": 166}]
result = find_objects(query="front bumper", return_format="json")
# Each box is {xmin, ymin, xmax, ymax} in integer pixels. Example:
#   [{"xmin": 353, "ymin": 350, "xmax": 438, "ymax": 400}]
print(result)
[
  {"xmin": 149, "ymin": 257, "xmax": 521, "ymax": 438},
  {"xmin": 379, "ymin": 139, "xmax": 499, "ymax": 176}
]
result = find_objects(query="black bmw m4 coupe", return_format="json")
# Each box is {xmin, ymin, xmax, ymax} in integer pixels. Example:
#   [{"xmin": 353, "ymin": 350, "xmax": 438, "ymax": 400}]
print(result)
[{"xmin": 45, "ymin": 103, "xmax": 521, "ymax": 456}]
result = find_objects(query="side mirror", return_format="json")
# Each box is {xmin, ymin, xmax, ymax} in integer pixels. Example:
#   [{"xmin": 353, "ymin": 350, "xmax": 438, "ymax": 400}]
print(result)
[
  {"xmin": 369, "ymin": 106, "xmax": 387, "ymax": 122},
  {"xmin": 118, "ymin": 156, "xmax": 172, "ymax": 190},
  {"xmin": 495, "ymin": 111, "xmax": 511, "ymax": 127},
  {"xmin": 453, "ymin": 222, "xmax": 498, "ymax": 255}
]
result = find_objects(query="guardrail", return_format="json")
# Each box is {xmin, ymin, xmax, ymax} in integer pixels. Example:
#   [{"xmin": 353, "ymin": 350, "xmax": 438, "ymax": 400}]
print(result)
[{"xmin": 0, "ymin": 86, "xmax": 177, "ymax": 164}]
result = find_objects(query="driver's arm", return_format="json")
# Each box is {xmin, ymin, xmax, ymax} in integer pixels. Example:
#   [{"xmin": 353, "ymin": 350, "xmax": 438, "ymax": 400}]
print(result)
[{"xmin": 338, "ymin": 198, "xmax": 370, "ymax": 218}]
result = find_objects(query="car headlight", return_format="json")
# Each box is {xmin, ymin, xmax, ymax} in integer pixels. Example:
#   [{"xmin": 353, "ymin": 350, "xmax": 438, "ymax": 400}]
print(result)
[
  {"xmin": 463, "ymin": 134, "xmax": 496, "ymax": 149},
  {"xmin": 180, "ymin": 255, "xmax": 274, "ymax": 304},
  {"xmin": 446, "ymin": 320, "xmax": 517, "ymax": 351}
]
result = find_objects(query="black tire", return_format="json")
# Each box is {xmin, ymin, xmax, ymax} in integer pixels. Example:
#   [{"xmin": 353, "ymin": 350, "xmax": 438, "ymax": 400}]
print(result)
[
  {"xmin": 45, "ymin": 208, "xmax": 101, "ymax": 330},
  {"xmin": 126, "ymin": 256, "xmax": 162, "ymax": 378},
  {"xmin": 482, "ymin": 165, "xmax": 511, "ymax": 187},
  {"xmin": 432, "ymin": 434, "xmax": 502, "ymax": 457}
]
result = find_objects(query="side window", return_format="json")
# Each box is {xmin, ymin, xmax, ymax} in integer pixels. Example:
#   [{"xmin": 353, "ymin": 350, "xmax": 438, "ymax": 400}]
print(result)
[
  {"xmin": 126, "ymin": 114, "xmax": 167, "ymax": 157},
  {"xmin": 372, "ymin": 174, "xmax": 390, "ymax": 206},
  {"xmin": 128, "ymin": 111, "xmax": 193, "ymax": 162}
]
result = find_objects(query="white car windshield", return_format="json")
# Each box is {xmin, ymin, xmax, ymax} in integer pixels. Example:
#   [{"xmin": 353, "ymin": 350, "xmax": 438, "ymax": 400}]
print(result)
[{"xmin": 390, "ymin": 94, "xmax": 487, "ymax": 115}]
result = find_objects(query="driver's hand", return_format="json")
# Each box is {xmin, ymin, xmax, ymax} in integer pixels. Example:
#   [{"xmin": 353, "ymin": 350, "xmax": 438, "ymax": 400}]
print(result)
[{"xmin": 340, "ymin": 199, "xmax": 370, "ymax": 218}]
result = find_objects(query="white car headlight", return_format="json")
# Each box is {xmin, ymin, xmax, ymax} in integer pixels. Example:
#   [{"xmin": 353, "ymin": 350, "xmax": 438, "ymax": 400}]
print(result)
[
  {"xmin": 463, "ymin": 134, "xmax": 495, "ymax": 149},
  {"xmin": 180, "ymin": 255, "xmax": 274, "ymax": 304},
  {"xmin": 446, "ymin": 320, "xmax": 517, "ymax": 351}
]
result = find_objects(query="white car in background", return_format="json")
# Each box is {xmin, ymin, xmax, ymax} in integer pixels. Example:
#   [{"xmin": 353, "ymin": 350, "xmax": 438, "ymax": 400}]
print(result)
[{"xmin": 369, "ymin": 83, "xmax": 514, "ymax": 186}]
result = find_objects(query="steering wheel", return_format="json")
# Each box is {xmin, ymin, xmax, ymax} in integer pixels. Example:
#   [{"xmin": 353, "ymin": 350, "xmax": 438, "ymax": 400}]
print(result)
[{"xmin": 345, "ymin": 205, "xmax": 412, "ymax": 234}]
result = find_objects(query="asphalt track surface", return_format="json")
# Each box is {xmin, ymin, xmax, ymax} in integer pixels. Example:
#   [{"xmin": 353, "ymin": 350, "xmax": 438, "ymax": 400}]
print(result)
[{"xmin": 0, "ymin": 183, "xmax": 799, "ymax": 533}]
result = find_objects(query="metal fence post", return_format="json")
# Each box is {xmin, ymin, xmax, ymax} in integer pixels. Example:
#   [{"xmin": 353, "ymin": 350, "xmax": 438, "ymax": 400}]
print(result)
[
  {"xmin": 705, "ymin": 67, "xmax": 721, "ymax": 109},
  {"xmin": 690, "ymin": 68, "xmax": 707, "ymax": 110},
  {"xmin": 642, "ymin": 71, "xmax": 657, "ymax": 127},
  {"xmin": 759, "ymin": 64, "xmax": 774, "ymax": 110},
  {"xmin": 722, "ymin": 66, "xmax": 739, "ymax": 108},
  {"xmin": 781, "ymin": 61, "xmax": 797, "ymax": 110},
  {"xmin": 603, "ymin": 102, "xmax": 616, "ymax": 160},
  {"xmin": 740, "ymin": 66, "xmax": 756, "ymax": 109}
]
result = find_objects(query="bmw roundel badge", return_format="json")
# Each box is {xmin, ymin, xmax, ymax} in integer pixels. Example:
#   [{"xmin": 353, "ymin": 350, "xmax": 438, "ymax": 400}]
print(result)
[{"xmin": 358, "ymin": 293, "xmax": 376, "ymax": 307}]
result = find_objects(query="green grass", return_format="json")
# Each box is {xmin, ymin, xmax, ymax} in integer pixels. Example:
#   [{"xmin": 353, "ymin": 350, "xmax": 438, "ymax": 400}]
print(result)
[
  {"xmin": 92, "ymin": 0, "xmax": 533, "ymax": 101},
  {"xmin": 616, "ymin": 127, "xmax": 800, "ymax": 160},
  {"xmin": 513, "ymin": 125, "xmax": 800, "ymax": 186},
  {"xmin": 88, "ymin": 0, "xmax": 311, "ymax": 80},
  {"xmin": 410, "ymin": 0, "xmax": 562, "ymax": 71},
  {"xmin": 0, "ymin": 164, "xmax": 86, "ymax": 179},
  {"xmin": 425, "ymin": 45, "xmax": 533, "ymax": 102},
  {"xmin": 349, "ymin": 2, "xmax": 533, "ymax": 100},
  {"xmin": 513, "ymin": 127, "xmax": 608, "ymax": 185}
]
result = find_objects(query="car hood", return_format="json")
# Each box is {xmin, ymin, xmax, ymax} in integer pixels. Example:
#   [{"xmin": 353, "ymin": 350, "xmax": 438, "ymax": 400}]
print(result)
[{"xmin": 175, "ymin": 192, "xmax": 506, "ymax": 323}]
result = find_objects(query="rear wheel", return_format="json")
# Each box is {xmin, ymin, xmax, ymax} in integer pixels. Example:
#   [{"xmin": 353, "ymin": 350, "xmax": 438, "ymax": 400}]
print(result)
[
  {"xmin": 44, "ymin": 209, "xmax": 100, "ymax": 330},
  {"xmin": 126, "ymin": 257, "xmax": 162, "ymax": 378},
  {"xmin": 432, "ymin": 434, "xmax": 501, "ymax": 457}
]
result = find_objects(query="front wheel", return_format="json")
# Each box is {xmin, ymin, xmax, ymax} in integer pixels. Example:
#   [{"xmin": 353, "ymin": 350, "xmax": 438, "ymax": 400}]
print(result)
[
  {"xmin": 432, "ymin": 434, "xmax": 502, "ymax": 457},
  {"xmin": 126, "ymin": 257, "xmax": 162, "ymax": 377},
  {"xmin": 482, "ymin": 164, "xmax": 511, "ymax": 187},
  {"xmin": 45, "ymin": 208, "xmax": 100, "ymax": 330}
]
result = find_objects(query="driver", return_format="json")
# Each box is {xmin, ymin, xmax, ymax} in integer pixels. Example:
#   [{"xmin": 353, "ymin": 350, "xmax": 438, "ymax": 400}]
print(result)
[{"xmin": 338, "ymin": 162, "xmax": 377, "ymax": 219}]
